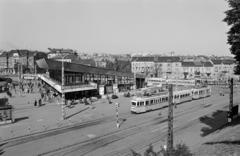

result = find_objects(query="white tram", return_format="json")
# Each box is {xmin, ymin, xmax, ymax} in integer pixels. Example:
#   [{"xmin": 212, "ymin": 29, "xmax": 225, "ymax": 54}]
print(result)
[
  {"xmin": 131, "ymin": 86, "xmax": 211, "ymax": 113},
  {"xmin": 192, "ymin": 86, "xmax": 211, "ymax": 99}
]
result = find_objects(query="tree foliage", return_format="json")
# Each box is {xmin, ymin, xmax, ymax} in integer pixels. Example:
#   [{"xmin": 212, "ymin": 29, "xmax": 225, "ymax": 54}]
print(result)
[
  {"xmin": 106, "ymin": 58, "xmax": 131, "ymax": 72},
  {"xmin": 224, "ymin": 0, "xmax": 240, "ymax": 74}
]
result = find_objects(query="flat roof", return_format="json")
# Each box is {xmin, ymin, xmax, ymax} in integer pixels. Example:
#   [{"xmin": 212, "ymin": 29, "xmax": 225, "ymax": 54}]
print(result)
[{"xmin": 36, "ymin": 58, "xmax": 133, "ymax": 78}]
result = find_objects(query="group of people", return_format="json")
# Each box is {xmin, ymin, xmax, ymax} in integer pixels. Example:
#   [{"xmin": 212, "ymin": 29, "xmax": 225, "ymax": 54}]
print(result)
[{"xmin": 16, "ymin": 80, "xmax": 36, "ymax": 95}]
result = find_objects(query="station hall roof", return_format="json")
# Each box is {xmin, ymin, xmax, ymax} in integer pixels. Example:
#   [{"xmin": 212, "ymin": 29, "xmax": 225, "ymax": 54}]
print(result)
[{"xmin": 36, "ymin": 58, "xmax": 133, "ymax": 78}]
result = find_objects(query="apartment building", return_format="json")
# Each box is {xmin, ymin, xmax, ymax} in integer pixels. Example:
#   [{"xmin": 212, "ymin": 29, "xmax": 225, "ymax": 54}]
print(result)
[{"xmin": 131, "ymin": 56, "xmax": 182, "ymax": 79}]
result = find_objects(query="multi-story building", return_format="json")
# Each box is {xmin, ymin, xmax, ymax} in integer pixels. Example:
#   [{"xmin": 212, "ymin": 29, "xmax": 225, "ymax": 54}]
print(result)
[
  {"xmin": 211, "ymin": 59, "xmax": 236, "ymax": 81},
  {"xmin": 0, "ymin": 50, "xmax": 47, "ymax": 74},
  {"xmin": 155, "ymin": 56, "xmax": 182, "ymax": 79},
  {"xmin": 181, "ymin": 61, "xmax": 214, "ymax": 79},
  {"xmin": 131, "ymin": 57, "xmax": 155, "ymax": 76},
  {"xmin": 131, "ymin": 56, "xmax": 182, "ymax": 79}
]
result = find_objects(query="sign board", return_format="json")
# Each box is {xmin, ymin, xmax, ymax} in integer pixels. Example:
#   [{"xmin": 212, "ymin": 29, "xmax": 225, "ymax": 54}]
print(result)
[
  {"xmin": 105, "ymin": 85, "xmax": 113, "ymax": 94},
  {"xmin": 113, "ymin": 84, "xmax": 118, "ymax": 94},
  {"xmin": 23, "ymin": 74, "xmax": 37, "ymax": 80},
  {"xmin": 99, "ymin": 85, "xmax": 105, "ymax": 96}
]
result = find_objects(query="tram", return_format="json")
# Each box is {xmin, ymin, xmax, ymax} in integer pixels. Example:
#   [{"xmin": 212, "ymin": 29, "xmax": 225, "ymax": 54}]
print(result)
[
  {"xmin": 192, "ymin": 86, "xmax": 211, "ymax": 99},
  {"xmin": 130, "ymin": 86, "xmax": 211, "ymax": 113}
]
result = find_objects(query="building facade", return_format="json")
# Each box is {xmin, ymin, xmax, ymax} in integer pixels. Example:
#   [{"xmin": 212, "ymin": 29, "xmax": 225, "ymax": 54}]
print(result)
[
  {"xmin": 181, "ymin": 61, "xmax": 214, "ymax": 79},
  {"xmin": 211, "ymin": 59, "xmax": 236, "ymax": 81},
  {"xmin": 131, "ymin": 56, "xmax": 182, "ymax": 79},
  {"xmin": 0, "ymin": 50, "xmax": 47, "ymax": 74}
]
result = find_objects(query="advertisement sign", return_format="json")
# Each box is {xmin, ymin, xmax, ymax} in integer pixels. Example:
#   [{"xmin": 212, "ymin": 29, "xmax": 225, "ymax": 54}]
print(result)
[{"xmin": 99, "ymin": 85, "xmax": 105, "ymax": 96}]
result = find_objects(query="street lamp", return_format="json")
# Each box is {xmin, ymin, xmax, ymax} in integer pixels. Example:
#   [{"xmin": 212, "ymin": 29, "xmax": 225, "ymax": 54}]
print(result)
[{"xmin": 61, "ymin": 54, "xmax": 70, "ymax": 120}]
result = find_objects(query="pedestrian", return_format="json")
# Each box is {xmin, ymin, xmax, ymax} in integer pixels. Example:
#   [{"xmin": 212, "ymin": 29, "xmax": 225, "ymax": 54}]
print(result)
[
  {"xmin": 34, "ymin": 99, "xmax": 37, "ymax": 106},
  {"xmin": 38, "ymin": 98, "xmax": 42, "ymax": 107}
]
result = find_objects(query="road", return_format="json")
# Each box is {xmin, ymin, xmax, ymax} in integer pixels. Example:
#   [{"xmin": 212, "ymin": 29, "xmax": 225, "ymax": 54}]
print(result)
[{"xmin": 1, "ymin": 86, "xmax": 239, "ymax": 156}]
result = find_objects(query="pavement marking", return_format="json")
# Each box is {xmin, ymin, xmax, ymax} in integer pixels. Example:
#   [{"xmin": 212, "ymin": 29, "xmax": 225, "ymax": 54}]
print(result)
[
  {"xmin": 87, "ymin": 134, "xmax": 96, "ymax": 138},
  {"xmin": 37, "ymin": 119, "xmax": 43, "ymax": 122}
]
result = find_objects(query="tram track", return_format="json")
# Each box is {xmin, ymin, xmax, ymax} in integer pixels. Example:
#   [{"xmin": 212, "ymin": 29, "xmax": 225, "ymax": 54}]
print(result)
[
  {"xmin": 104, "ymin": 116, "xmax": 199, "ymax": 156},
  {"xmin": 103, "ymin": 99, "xmax": 231, "ymax": 156},
  {"xmin": 1, "ymin": 93, "xmax": 225, "ymax": 154},
  {"xmin": 38, "ymin": 96, "xmax": 219, "ymax": 156},
  {"xmin": 1, "ymin": 94, "xmax": 208, "ymax": 148},
  {"xmin": 1, "ymin": 111, "xmax": 133, "ymax": 148}
]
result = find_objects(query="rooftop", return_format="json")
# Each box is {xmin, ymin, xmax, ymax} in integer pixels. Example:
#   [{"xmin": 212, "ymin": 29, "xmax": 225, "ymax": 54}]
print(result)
[{"xmin": 36, "ymin": 58, "xmax": 133, "ymax": 78}]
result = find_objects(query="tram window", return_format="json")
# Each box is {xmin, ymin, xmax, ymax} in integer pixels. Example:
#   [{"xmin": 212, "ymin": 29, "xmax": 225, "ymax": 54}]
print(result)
[
  {"xmin": 166, "ymin": 97, "xmax": 168, "ymax": 101},
  {"xmin": 151, "ymin": 100, "xmax": 153, "ymax": 104},
  {"xmin": 132, "ymin": 102, "xmax": 136, "ymax": 106},
  {"xmin": 146, "ymin": 101, "xmax": 149, "ymax": 106},
  {"xmin": 140, "ymin": 102, "xmax": 144, "ymax": 106}
]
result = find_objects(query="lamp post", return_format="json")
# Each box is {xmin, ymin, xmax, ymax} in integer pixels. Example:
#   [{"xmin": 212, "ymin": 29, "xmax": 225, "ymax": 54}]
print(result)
[{"xmin": 61, "ymin": 54, "xmax": 70, "ymax": 120}]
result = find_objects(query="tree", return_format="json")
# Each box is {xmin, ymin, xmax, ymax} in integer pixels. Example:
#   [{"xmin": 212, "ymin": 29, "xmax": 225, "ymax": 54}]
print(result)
[{"xmin": 224, "ymin": 0, "xmax": 240, "ymax": 74}]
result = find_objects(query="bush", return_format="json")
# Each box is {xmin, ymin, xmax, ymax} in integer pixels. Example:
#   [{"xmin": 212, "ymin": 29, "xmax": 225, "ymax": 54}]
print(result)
[
  {"xmin": 124, "ymin": 92, "xmax": 131, "ymax": 97},
  {"xmin": 173, "ymin": 143, "xmax": 192, "ymax": 156},
  {"xmin": 130, "ymin": 143, "xmax": 193, "ymax": 156}
]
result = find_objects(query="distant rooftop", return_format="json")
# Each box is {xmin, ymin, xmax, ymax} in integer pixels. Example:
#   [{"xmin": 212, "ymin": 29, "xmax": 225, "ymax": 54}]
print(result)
[
  {"xmin": 132, "ymin": 56, "xmax": 181, "ymax": 62},
  {"xmin": 182, "ymin": 61, "xmax": 213, "ymax": 67}
]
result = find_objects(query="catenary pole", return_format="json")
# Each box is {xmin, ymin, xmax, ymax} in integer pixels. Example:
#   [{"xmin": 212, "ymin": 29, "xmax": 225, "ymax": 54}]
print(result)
[{"xmin": 167, "ymin": 84, "xmax": 173, "ymax": 155}]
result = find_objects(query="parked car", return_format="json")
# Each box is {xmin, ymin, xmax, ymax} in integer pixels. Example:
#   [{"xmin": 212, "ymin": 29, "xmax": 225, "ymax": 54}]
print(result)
[{"xmin": 111, "ymin": 94, "xmax": 118, "ymax": 99}]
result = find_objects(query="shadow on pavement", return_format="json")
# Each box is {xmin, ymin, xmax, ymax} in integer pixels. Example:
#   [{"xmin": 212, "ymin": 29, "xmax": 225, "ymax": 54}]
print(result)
[
  {"xmin": 203, "ymin": 104, "xmax": 212, "ymax": 108},
  {"xmin": 119, "ymin": 118, "xmax": 127, "ymax": 127},
  {"xmin": 65, "ymin": 107, "xmax": 89, "ymax": 120},
  {"xmin": 0, "ymin": 142, "xmax": 7, "ymax": 155},
  {"xmin": 200, "ymin": 110, "xmax": 240, "ymax": 137},
  {"xmin": 14, "ymin": 116, "xmax": 29, "ymax": 123},
  {"xmin": 205, "ymin": 140, "xmax": 240, "ymax": 145}
]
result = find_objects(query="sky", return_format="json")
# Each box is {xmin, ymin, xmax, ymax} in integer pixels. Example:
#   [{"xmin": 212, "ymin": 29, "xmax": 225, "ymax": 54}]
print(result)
[{"xmin": 0, "ymin": 0, "xmax": 231, "ymax": 56}]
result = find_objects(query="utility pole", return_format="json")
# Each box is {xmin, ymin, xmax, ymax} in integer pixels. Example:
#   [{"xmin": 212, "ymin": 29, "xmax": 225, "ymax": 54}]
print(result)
[
  {"xmin": 61, "ymin": 56, "xmax": 66, "ymax": 120},
  {"xmin": 115, "ymin": 102, "xmax": 120, "ymax": 128},
  {"xmin": 228, "ymin": 78, "xmax": 233, "ymax": 122},
  {"xmin": 167, "ymin": 84, "xmax": 173, "ymax": 155}
]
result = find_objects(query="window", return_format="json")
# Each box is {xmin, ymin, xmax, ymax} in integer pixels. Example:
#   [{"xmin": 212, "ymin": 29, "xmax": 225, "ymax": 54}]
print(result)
[
  {"xmin": 146, "ymin": 101, "xmax": 149, "ymax": 106},
  {"xmin": 140, "ymin": 102, "xmax": 144, "ymax": 106},
  {"xmin": 132, "ymin": 102, "xmax": 136, "ymax": 106}
]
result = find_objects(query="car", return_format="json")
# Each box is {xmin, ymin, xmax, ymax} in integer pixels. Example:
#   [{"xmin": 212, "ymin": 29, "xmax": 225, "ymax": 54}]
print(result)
[{"xmin": 111, "ymin": 94, "xmax": 118, "ymax": 99}]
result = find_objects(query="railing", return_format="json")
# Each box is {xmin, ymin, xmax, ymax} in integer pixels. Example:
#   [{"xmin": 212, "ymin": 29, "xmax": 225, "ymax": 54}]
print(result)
[
  {"xmin": 64, "ymin": 83, "xmax": 97, "ymax": 90},
  {"xmin": 38, "ymin": 74, "xmax": 97, "ymax": 93}
]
